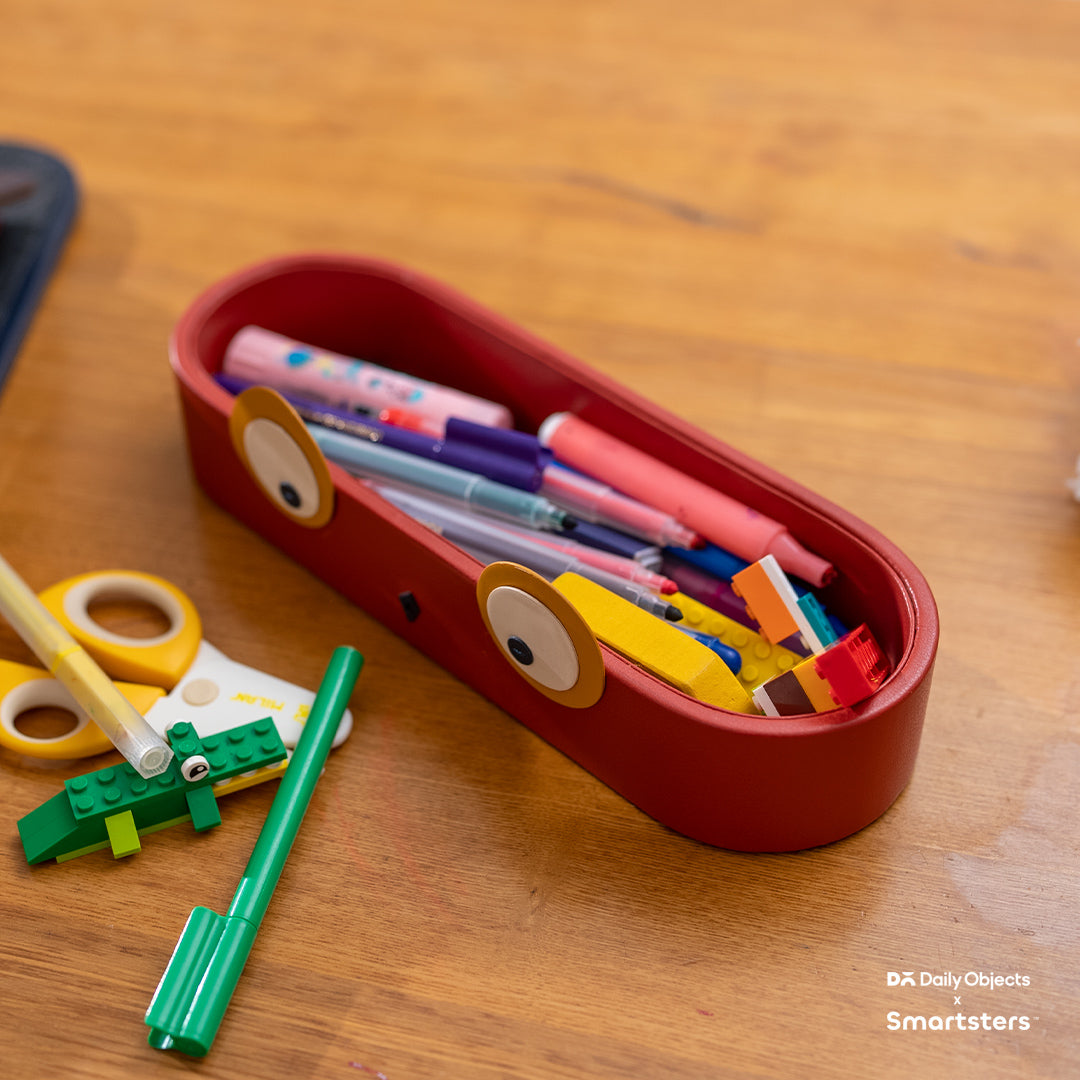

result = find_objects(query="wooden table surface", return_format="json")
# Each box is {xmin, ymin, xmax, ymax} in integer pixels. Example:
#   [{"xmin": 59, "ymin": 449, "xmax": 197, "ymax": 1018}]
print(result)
[{"xmin": 1, "ymin": 2, "xmax": 1078, "ymax": 1077}]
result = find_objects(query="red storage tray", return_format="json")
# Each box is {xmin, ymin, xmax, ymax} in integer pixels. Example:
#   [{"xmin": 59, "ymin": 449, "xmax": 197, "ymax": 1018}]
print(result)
[{"xmin": 170, "ymin": 252, "xmax": 938, "ymax": 852}]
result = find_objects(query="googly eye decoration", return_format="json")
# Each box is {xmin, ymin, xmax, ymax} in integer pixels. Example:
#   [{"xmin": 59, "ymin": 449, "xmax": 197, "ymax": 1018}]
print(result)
[
  {"xmin": 477, "ymin": 562, "xmax": 605, "ymax": 708},
  {"xmin": 228, "ymin": 386, "xmax": 335, "ymax": 528},
  {"xmin": 180, "ymin": 754, "xmax": 211, "ymax": 783}
]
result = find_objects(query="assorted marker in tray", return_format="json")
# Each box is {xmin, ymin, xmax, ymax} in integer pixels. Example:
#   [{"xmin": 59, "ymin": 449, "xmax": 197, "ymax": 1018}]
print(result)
[{"xmin": 215, "ymin": 325, "xmax": 890, "ymax": 718}]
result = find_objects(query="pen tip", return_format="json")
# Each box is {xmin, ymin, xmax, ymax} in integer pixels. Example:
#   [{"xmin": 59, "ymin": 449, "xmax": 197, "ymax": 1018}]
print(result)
[
  {"xmin": 560, "ymin": 515, "xmax": 578, "ymax": 531},
  {"xmin": 664, "ymin": 604, "xmax": 683, "ymax": 622}
]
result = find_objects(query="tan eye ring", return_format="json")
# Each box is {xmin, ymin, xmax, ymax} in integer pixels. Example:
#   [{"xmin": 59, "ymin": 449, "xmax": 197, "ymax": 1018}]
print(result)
[
  {"xmin": 228, "ymin": 386, "xmax": 335, "ymax": 528},
  {"xmin": 477, "ymin": 562, "xmax": 605, "ymax": 709}
]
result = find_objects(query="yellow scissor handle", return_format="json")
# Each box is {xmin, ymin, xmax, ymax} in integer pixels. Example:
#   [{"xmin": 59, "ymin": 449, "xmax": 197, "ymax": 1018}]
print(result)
[
  {"xmin": 37, "ymin": 570, "xmax": 203, "ymax": 690},
  {"xmin": 0, "ymin": 658, "xmax": 166, "ymax": 759}
]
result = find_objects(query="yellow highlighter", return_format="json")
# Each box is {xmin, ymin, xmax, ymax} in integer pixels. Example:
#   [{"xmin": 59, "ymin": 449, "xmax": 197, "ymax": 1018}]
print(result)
[
  {"xmin": 0, "ymin": 554, "xmax": 173, "ymax": 777},
  {"xmin": 552, "ymin": 572, "xmax": 757, "ymax": 713}
]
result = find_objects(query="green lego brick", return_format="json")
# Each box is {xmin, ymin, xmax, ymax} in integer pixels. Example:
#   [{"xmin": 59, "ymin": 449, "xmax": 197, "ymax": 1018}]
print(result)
[
  {"xmin": 105, "ymin": 810, "xmax": 142, "ymax": 858},
  {"xmin": 53, "ymin": 813, "xmax": 196, "ymax": 863},
  {"xmin": 18, "ymin": 789, "xmax": 88, "ymax": 865},
  {"xmin": 185, "ymin": 785, "xmax": 222, "ymax": 832},
  {"xmin": 176, "ymin": 718, "xmax": 286, "ymax": 779},
  {"xmin": 50, "ymin": 812, "xmax": 236, "ymax": 864},
  {"xmin": 56, "ymin": 840, "xmax": 110, "ymax": 863},
  {"xmin": 140, "ymin": 813, "xmax": 197, "ymax": 837},
  {"xmin": 18, "ymin": 717, "xmax": 287, "ymax": 864},
  {"xmin": 66, "ymin": 766, "xmax": 187, "ymax": 826}
]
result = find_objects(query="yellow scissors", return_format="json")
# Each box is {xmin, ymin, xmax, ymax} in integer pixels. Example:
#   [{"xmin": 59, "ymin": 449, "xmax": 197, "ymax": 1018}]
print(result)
[{"xmin": 0, "ymin": 569, "xmax": 353, "ymax": 761}]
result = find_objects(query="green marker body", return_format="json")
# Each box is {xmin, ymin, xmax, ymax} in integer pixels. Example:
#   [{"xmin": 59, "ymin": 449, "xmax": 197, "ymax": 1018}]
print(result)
[{"xmin": 145, "ymin": 646, "xmax": 363, "ymax": 1057}]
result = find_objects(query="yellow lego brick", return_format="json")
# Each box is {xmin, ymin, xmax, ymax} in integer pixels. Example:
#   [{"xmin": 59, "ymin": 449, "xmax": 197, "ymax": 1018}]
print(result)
[
  {"xmin": 667, "ymin": 592, "xmax": 803, "ymax": 690},
  {"xmin": 211, "ymin": 757, "xmax": 289, "ymax": 797},
  {"xmin": 552, "ymin": 573, "xmax": 756, "ymax": 713},
  {"xmin": 792, "ymin": 656, "xmax": 838, "ymax": 711},
  {"xmin": 208, "ymin": 756, "xmax": 287, "ymax": 799}
]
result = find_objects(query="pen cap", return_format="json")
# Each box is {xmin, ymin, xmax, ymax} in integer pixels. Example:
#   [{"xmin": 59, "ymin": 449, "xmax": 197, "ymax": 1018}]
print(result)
[
  {"xmin": 145, "ymin": 906, "xmax": 258, "ymax": 1058},
  {"xmin": 445, "ymin": 417, "xmax": 548, "ymax": 465},
  {"xmin": 437, "ymin": 442, "xmax": 544, "ymax": 490},
  {"xmin": 53, "ymin": 649, "xmax": 174, "ymax": 776},
  {"xmin": 536, "ymin": 411, "xmax": 570, "ymax": 448},
  {"xmin": 442, "ymin": 417, "xmax": 548, "ymax": 488}
]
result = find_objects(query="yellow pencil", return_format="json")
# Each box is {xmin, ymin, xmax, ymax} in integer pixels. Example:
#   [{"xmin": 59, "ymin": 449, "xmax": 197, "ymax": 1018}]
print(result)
[{"xmin": 0, "ymin": 553, "xmax": 173, "ymax": 777}]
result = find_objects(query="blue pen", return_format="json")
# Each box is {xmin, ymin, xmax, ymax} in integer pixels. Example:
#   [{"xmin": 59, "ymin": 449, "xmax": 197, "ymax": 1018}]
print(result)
[
  {"xmin": 675, "ymin": 627, "xmax": 742, "ymax": 675},
  {"xmin": 215, "ymin": 373, "xmax": 544, "ymax": 490},
  {"xmin": 570, "ymin": 520, "xmax": 663, "ymax": 568},
  {"xmin": 670, "ymin": 541, "xmax": 849, "ymax": 606},
  {"xmin": 667, "ymin": 542, "xmax": 750, "ymax": 582},
  {"xmin": 307, "ymin": 424, "xmax": 574, "ymax": 533}
]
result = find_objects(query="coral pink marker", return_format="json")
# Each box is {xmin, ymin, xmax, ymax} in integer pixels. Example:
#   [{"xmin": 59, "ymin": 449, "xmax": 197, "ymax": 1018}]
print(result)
[{"xmin": 537, "ymin": 413, "xmax": 835, "ymax": 587}]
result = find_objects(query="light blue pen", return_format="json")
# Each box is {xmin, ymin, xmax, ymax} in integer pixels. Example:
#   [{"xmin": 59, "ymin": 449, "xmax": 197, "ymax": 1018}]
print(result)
[{"xmin": 307, "ymin": 424, "xmax": 574, "ymax": 533}]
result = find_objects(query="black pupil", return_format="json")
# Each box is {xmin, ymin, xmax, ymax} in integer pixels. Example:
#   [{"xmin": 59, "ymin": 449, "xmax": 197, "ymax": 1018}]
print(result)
[
  {"xmin": 280, "ymin": 482, "xmax": 301, "ymax": 508},
  {"xmin": 507, "ymin": 636, "xmax": 533, "ymax": 665}
]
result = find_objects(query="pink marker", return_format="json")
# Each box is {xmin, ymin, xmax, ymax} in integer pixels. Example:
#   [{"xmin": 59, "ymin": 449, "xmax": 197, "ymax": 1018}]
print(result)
[
  {"xmin": 222, "ymin": 326, "xmax": 514, "ymax": 437},
  {"xmin": 541, "ymin": 463, "xmax": 701, "ymax": 549},
  {"xmin": 537, "ymin": 413, "xmax": 835, "ymax": 587}
]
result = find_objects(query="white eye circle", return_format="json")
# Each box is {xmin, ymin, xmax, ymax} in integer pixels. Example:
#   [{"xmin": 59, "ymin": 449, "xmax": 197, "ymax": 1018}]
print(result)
[
  {"xmin": 476, "ymin": 562, "xmax": 605, "ymax": 708},
  {"xmin": 181, "ymin": 754, "xmax": 211, "ymax": 782},
  {"xmin": 243, "ymin": 418, "xmax": 322, "ymax": 518},
  {"xmin": 229, "ymin": 386, "xmax": 335, "ymax": 528},
  {"xmin": 485, "ymin": 586, "xmax": 580, "ymax": 691}
]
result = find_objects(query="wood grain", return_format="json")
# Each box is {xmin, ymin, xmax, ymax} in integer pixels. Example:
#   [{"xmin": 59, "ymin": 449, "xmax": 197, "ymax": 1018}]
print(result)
[{"xmin": 1, "ymin": 1, "xmax": 1078, "ymax": 1077}]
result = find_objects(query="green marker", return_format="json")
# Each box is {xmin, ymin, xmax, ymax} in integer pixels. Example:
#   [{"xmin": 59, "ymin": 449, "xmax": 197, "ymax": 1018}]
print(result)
[{"xmin": 145, "ymin": 646, "xmax": 364, "ymax": 1057}]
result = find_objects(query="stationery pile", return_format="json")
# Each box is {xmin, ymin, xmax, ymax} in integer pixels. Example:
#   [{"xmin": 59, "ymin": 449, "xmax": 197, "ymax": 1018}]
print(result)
[{"xmin": 216, "ymin": 326, "xmax": 890, "ymax": 717}]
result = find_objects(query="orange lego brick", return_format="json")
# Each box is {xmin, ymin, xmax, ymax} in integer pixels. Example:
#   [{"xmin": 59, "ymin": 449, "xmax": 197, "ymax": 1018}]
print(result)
[{"xmin": 730, "ymin": 560, "xmax": 800, "ymax": 645}]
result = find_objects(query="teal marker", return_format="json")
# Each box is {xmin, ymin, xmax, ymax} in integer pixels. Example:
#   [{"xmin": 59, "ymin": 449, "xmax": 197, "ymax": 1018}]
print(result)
[
  {"xmin": 307, "ymin": 423, "xmax": 574, "ymax": 533},
  {"xmin": 145, "ymin": 646, "xmax": 363, "ymax": 1057}
]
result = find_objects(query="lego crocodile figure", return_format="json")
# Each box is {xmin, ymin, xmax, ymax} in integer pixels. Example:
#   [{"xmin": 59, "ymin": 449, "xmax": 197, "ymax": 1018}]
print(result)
[{"xmin": 17, "ymin": 717, "xmax": 287, "ymax": 864}]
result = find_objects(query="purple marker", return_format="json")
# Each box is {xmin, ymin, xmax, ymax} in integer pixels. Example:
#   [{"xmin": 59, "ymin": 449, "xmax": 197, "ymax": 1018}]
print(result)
[{"xmin": 661, "ymin": 552, "xmax": 759, "ymax": 627}]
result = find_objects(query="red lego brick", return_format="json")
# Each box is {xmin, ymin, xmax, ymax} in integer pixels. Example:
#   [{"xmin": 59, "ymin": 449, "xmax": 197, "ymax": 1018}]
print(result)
[{"xmin": 813, "ymin": 624, "xmax": 889, "ymax": 707}]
